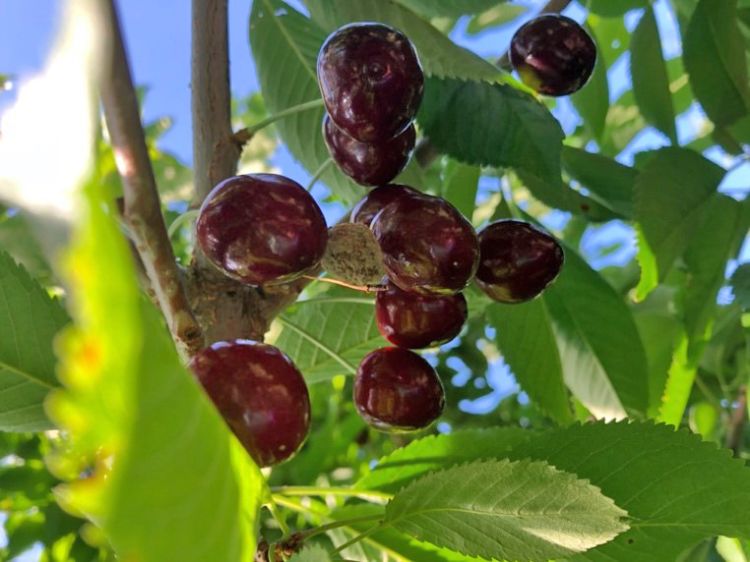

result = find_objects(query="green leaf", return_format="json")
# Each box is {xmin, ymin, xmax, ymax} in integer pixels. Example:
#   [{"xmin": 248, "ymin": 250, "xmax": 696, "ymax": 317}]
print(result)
[
  {"xmin": 731, "ymin": 263, "xmax": 750, "ymax": 309},
  {"xmin": 684, "ymin": 0, "xmax": 750, "ymax": 126},
  {"xmin": 0, "ymin": 251, "xmax": 67, "ymax": 431},
  {"xmin": 543, "ymin": 246, "xmax": 650, "ymax": 419},
  {"xmin": 418, "ymin": 77, "xmax": 564, "ymax": 186},
  {"xmin": 682, "ymin": 194, "xmax": 747, "ymax": 354},
  {"xmin": 304, "ymin": 0, "xmax": 500, "ymax": 81},
  {"xmin": 363, "ymin": 421, "xmax": 750, "ymax": 561},
  {"xmin": 657, "ymin": 331, "xmax": 696, "ymax": 426},
  {"xmin": 0, "ymin": 213, "xmax": 54, "ymax": 283},
  {"xmin": 487, "ymin": 300, "xmax": 573, "ymax": 424},
  {"xmin": 288, "ymin": 544, "xmax": 332, "ymax": 562},
  {"xmin": 634, "ymin": 148, "xmax": 725, "ymax": 299},
  {"xmin": 393, "ymin": 0, "xmax": 508, "ymax": 19},
  {"xmin": 385, "ymin": 459, "xmax": 629, "ymax": 561},
  {"xmin": 571, "ymin": 26, "xmax": 610, "ymax": 141},
  {"xmin": 357, "ymin": 427, "xmax": 534, "ymax": 492},
  {"xmin": 634, "ymin": 310, "xmax": 681, "ymax": 417},
  {"xmin": 630, "ymin": 7, "xmax": 677, "ymax": 143},
  {"xmin": 561, "ymin": 146, "xmax": 636, "ymax": 217},
  {"xmin": 49, "ymin": 175, "xmax": 265, "ymax": 562},
  {"xmin": 441, "ymin": 161, "xmax": 479, "ymax": 220},
  {"xmin": 466, "ymin": 4, "xmax": 528, "ymax": 35},
  {"xmin": 249, "ymin": 0, "xmax": 362, "ymax": 204},
  {"xmin": 271, "ymin": 297, "xmax": 384, "ymax": 383},
  {"xmin": 587, "ymin": 0, "xmax": 648, "ymax": 17}
]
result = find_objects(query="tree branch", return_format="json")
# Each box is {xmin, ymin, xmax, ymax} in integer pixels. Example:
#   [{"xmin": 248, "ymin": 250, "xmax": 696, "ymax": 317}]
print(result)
[
  {"xmin": 496, "ymin": 0, "xmax": 574, "ymax": 69},
  {"xmin": 191, "ymin": 0, "xmax": 238, "ymax": 206},
  {"xmin": 100, "ymin": 0, "xmax": 204, "ymax": 358}
]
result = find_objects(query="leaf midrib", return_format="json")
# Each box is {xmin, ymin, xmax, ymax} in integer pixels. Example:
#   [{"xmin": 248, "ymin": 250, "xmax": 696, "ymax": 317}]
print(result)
[
  {"xmin": 0, "ymin": 359, "xmax": 56, "ymax": 389},
  {"xmin": 261, "ymin": 0, "xmax": 318, "ymax": 82}
]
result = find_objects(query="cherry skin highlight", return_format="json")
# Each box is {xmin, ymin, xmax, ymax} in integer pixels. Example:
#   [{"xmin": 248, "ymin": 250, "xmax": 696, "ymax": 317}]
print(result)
[
  {"xmin": 196, "ymin": 174, "xmax": 327, "ymax": 286},
  {"xmin": 354, "ymin": 347, "xmax": 444, "ymax": 432},
  {"xmin": 475, "ymin": 219, "xmax": 564, "ymax": 303},
  {"xmin": 371, "ymin": 192, "xmax": 479, "ymax": 295},
  {"xmin": 189, "ymin": 340, "xmax": 311, "ymax": 467},
  {"xmin": 317, "ymin": 22, "xmax": 424, "ymax": 142},
  {"xmin": 376, "ymin": 280, "xmax": 467, "ymax": 349},
  {"xmin": 350, "ymin": 184, "xmax": 419, "ymax": 227},
  {"xmin": 323, "ymin": 115, "xmax": 415, "ymax": 187},
  {"xmin": 510, "ymin": 14, "xmax": 596, "ymax": 96}
]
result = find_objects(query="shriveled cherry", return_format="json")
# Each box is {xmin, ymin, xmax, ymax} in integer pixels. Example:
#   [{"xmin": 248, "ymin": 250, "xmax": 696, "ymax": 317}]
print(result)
[
  {"xmin": 350, "ymin": 184, "xmax": 419, "ymax": 227},
  {"xmin": 196, "ymin": 174, "xmax": 327, "ymax": 286},
  {"xmin": 323, "ymin": 115, "xmax": 415, "ymax": 187},
  {"xmin": 475, "ymin": 219, "xmax": 564, "ymax": 303},
  {"xmin": 371, "ymin": 192, "xmax": 479, "ymax": 295},
  {"xmin": 376, "ymin": 280, "xmax": 467, "ymax": 349},
  {"xmin": 317, "ymin": 22, "xmax": 424, "ymax": 142},
  {"xmin": 354, "ymin": 347, "xmax": 444, "ymax": 432},
  {"xmin": 189, "ymin": 340, "xmax": 311, "ymax": 467},
  {"xmin": 510, "ymin": 14, "xmax": 596, "ymax": 96}
]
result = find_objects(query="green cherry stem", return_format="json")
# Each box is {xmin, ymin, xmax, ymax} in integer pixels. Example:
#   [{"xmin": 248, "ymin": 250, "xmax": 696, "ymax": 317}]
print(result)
[
  {"xmin": 235, "ymin": 98, "xmax": 325, "ymax": 143},
  {"xmin": 267, "ymin": 500, "xmax": 291, "ymax": 537},
  {"xmin": 167, "ymin": 209, "xmax": 200, "ymax": 239},
  {"xmin": 332, "ymin": 523, "xmax": 386, "ymax": 555},
  {"xmin": 272, "ymin": 485, "xmax": 393, "ymax": 502},
  {"xmin": 305, "ymin": 157, "xmax": 334, "ymax": 191}
]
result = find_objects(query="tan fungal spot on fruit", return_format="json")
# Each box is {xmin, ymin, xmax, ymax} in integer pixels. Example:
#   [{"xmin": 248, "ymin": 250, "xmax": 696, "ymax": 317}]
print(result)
[{"xmin": 321, "ymin": 223, "xmax": 385, "ymax": 285}]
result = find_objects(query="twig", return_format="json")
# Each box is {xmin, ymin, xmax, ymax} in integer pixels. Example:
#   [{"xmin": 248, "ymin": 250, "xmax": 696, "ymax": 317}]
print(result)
[
  {"xmin": 726, "ymin": 386, "xmax": 747, "ymax": 456},
  {"xmin": 496, "ymin": 0, "xmax": 574, "ymax": 69},
  {"xmin": 191, "ymin": 0, "xmax": 238, "ymax": 206},
  {"xmin": 100, "ymin": 0, "xmax": 204, "ymax": 358}
]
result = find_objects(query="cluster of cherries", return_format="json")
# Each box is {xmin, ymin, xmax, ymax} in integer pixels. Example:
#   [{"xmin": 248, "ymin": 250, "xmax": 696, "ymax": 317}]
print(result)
[{"xmin": 189, "ymin": 15, "xmax": 593, "ymax": 467}]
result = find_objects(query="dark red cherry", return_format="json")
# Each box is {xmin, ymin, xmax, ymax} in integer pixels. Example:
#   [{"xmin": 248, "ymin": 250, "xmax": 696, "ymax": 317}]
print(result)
[
  {"xmin": 475, "ymin": 219, "xmax": 564, "ymax": 303},
  {"xmin": 189, "ymin": 340, "xmax": 311, "ymax": 467},
  {"xmin": 354, "ymin": 347, "xmax": 444, "ymax": 432},
  {"xmin": 376, "ymin": 280, "xmax": 467, "ymax": 349},
  {"xmin": 350, "ymin": 184, "xmax": 419, "ymax": 227},
  {"xmin": 510, "ymin": 14, "xmax": 596, "ymax": 96},
  {"xmin": 323, "ymin": 115, "xmax": 415, "ymax": 186},
  {"xmin": 317, "ymin": 22, "xmax": 424, "ymax": 142},
  {"xmin": 196, "ymin": 174, "xmax": 327, "ymax": 286},
  {"xmin": 371, "ymin": 193, "xmax": 479, "ymax": 295}
]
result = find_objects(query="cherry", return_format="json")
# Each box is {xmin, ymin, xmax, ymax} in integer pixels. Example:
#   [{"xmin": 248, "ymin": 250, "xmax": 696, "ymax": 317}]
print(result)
[
  {"xmin": 196, "ymin": 174, "xmax": 327, "ymax": 286},
  {"xmin": 475, "ymin": 219, "xmax": 564, "ymax": 303},
  {"xmin": 350, "ymin": 184, "xmax": 419, "ymax": 227},
  {"xmin": 323, "ymin": 115, "xmax": 415, "ymax": 187},
  {"xmin": 371, "ymin": 192, "xmax": 479, "ymax": 295},
  {"xmin": 317, "ymin": 23, "xmax": 424, "ymax": 142},
  {"xmin": 509, "ymin": 14, "xmax": 596, "ymax": 96},
  {"xmin": 354, "ymin": 347, "xmax": 444, "ymax": 432},
  {"xmin": 189, "ymin": 340, "xmax": 311, "ymax": 467},
  {"xmin": 376, "ymin": 280, "xmax": 467, "ymax": 349}
]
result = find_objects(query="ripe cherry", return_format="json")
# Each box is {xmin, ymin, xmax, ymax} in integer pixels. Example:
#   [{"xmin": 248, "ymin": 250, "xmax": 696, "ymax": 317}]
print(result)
[
  {"xmin": 354, "ymin": 347, "xmax": 444, "ymax": 432},
  {"xmin": 510, "ymin": 14, "xmax": 596, "ymax": 96},
  {"xmin": 317, "ymin": 22, "xmax": 424, "ymax": 142},
  {"xmin": 323, "ymin": 115, "xmax": 415, "ymax": 187},
  {"xmin": 196, "ymin": 174, "xmax": 327, "ymax": 286},
  {"xmin": 475, "ymin": 219, "xmax": 564, "ymax": 303},
  {"xmin": 190, "ymin": 340, "xmax": 311, "ymax": 467},
  {"xmin": 350, "ymin": 184, "xmax": 419, "ymax": 227},
  {"xmin": 371, "ymin": 192, "xmax": 479, "ymax": 295},
  {"xmin": 376, "ymin": 280, "xmax": 467, "ymax": 349}
]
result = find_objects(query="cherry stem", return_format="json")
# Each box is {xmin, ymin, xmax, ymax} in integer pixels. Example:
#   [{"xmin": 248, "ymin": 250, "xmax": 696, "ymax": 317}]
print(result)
[
  {"xmin": 332, "ymin": 523, "xmax": 385, "ymax": 554},
  {"xmin": 235, "ymin": 98, "xmax": 325, "ymax": 143},
  {"xmin": 267, "ymin": 501, "xmax": 291, "ymax": 537},
  {"xmin": 167, "ymin": 209, "xmax": 200, "ymax": 239},
  {"xmin": 294, "ymin": 514, "xmax": 384, "ymax": 542},
  {"xmin": 305, "ymin": 157, "xmax": 334, "ymax": 192},
  {"xmin": 302, "ymin": 275, "xmax": 387, "ymax": 293},
  {"xmin": 272, "ymin": 486, "xmax": 392, "ymax": 502}
]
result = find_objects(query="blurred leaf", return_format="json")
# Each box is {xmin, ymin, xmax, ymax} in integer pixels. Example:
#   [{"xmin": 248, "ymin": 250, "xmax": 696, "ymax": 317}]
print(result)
[
  {"xmin": 48, "ymin": 172, "xmax": 266, "ymax": 561},
  {"xmin": 571, "ymin": 26, "xmax": 610, "ymax": 141},
  {"xmin": 304, "ymin": 0, "xmax": 501, "ymax": 81},
  {"xmin": 634, "ymin": 148, "xmax": 725, "ymax": 299},
  {"xmin": 561, "ymin": 146, "xmax": 636, "ymax": 217},
  {"xmin": 0, "ymin": 251, "xmax": 67, "ymax": 431},
  {"xmin": 466, "ymin": 4, "xmax": 528, "ymax": 35},
  {"xmin": 543, "ymin": 247, "xmax": 650, "ymax": 419},
  {"xmin": 385, "ymin": 459, "xmax": 628, "ymax": 561},
  {"xmin": 588, "ymin": 14, "xmax": 630, "ymax": 66},
  {"xmin": 272, "ymin": 297, "xmax": 384, "ymax": 383},
  {"xmin": 288, "ymin": 544, "xmax": 332, "ymax": 562},
  {"xmin": 657, "ymin": 332, "xmax": 697, "ymax": 426},
  {"xmin": 684, "ymin": 0, "xmax": 750, "ymax": 126},
  {"xmin": 487, "ymin": 301, "xmax": 573, "ymax": 424},
  {"xmin": 393, "ymin": 0, "xmax": 508, "ymax": 19},
  {"xmin": 249, "ymin": 0, "xmax": 362, "ymax": 205},
  {"xmin": 0, "ymin": 212, "xmax": 54, "ymax": 283},
  {"xmin": 689, "ymin": 401, "xmax": 720, "ymax": 439},
  {"xmin": 630, "ymin": 7, "xmax": 677, "ymax": 143},
  {"xmin": 587, "ymin": 0, "xmax": 648, "ymax": 16},
  {"xmin": 441, "ymin": 160, "xmax": 479, "ymax": 219},
  {"xmin": 418, "ymin": 77, "xmax": 564, "ymax": 187},
  {"xmin": 731, "ymin": 263, "xmax": 750, "ymax": 309}
]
